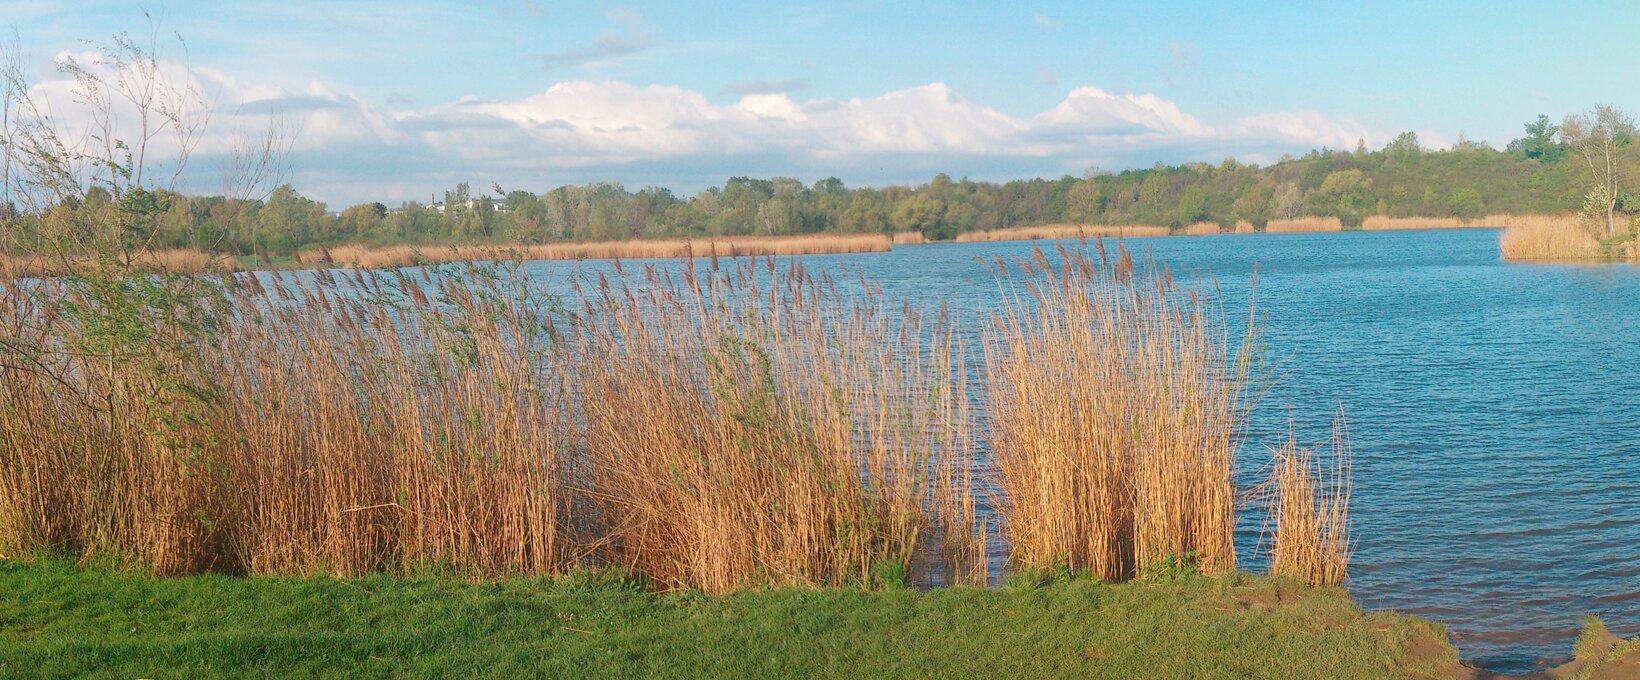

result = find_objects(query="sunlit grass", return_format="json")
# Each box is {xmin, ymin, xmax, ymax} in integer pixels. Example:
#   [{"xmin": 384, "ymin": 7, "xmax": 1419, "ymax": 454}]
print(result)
[{"xmin": 0, "ymin": 558, "xmax": 1458, "ymax": 679}]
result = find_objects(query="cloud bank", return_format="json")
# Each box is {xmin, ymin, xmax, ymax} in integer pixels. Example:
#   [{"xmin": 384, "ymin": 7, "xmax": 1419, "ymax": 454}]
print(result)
[{"xmin": 15, "ymin": 54, "xmax": 1388, "ymax": 206}]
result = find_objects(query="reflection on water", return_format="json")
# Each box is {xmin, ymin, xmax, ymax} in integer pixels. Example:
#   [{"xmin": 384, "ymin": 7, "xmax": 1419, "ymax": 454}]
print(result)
[{"xmin": 510, "ymin": 228, "xmax": 1637, "ymax": 674}]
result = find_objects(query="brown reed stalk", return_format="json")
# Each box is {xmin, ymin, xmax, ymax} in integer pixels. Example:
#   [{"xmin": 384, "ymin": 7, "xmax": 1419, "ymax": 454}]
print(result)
[
  {"xmin": 570, "ymin": 255, "xmax": 969, "ymax": 593},
  {"xmin": 326, "ymin": 233, "xmax": 893, "ymax": 270},
  {"xmin": 1497, "ymin": 214, "xmax": 1627, "ymax": 260},
  {"xmin": 0, "ymin": 260, "xmax": 578, "ymax": 577},
  {"xmin": 982, "ymin": 241, "xmax": 1246, "ymax": 581},
  {"xmin": 1263, "ymin": 217, "xmax": 1342, "ymax": 233},
  {"xmin": 955, "ymin": 224, "xmax": 1170, "ymax": 243},
  {"xmin": 1269, "ymin": 413, "xmax": 1353, "ymax": 587}
]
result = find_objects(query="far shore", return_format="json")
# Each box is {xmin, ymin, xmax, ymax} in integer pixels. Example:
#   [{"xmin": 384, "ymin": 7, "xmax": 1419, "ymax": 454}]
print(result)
[{"xmin": 5, "ymin": 212, "xmax": 1619, "ymax": 277}]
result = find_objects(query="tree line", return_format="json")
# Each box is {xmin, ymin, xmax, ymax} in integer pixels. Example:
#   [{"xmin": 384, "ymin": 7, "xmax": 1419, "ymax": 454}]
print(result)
[{"xmin": 6, "ymin": 112, "xmax": 1628, "ymax": 257}]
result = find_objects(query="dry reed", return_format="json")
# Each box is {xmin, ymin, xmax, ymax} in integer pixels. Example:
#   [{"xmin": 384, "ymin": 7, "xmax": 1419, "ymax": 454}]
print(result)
[
  {"xmin": 955, "ymin": 224, "xmax": 1170, "ymax": 243},
  {"xmin": 0, "ymin": 264, "xmax": 577, "ymax": 576},
  {"xmin": 1497, "ymin": 214, "xmax": 1637, "ymax": 261},
  {"xmin": 0, "ymin": 252, "xmax": 980, "ymax": 589},
  {"xmin": 1234, "ymin": 221, "xmax": 1256, "ymax": 234},
  {"xmin": 892, "ymin": 231, "xmax": 929, "ymax": 245},
  {"xmin": 1264, "ymin": 217, "xmax": 1342, "ymax": 233},
  {"xmin": 327, "ymin": 233, "xmax": 892, "ymax": 269},
  {"xmin": 0, "ymin": 248, "xmax": 229, "ymax": 279},
  {"xmin": 1269, "ymin": 414, "xmax": 1352, "ymax": 587},
  {"xmin": 571, "ymin": 257, "xmax": 970, "ymax": 592},
  {"xmin": 1362, "ymin": 213, "xmax": 1565, "ymax": 231},
  {"xmin": 982, "ymin": 242, "xmax": 1247, "ymax": 580},
  {"xmin": 1183, "ymin": 221, "xmax": 1224, "ymax": 236}
]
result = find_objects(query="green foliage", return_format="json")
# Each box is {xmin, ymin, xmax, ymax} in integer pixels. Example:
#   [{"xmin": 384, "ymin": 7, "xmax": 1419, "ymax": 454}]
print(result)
[
  {"xmin": 0, "ymin": 560, "xmax": 1452, "ymax": 679},
  {"xmin": 1142, "ymin": 552, "xmax": 1202, "ymax": 583}
]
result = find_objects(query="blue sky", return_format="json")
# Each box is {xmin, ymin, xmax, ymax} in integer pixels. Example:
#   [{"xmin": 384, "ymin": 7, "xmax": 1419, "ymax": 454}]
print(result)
[{"xmin": 5, "ymin": 0, "xmax": 1637, "ymax": 206}]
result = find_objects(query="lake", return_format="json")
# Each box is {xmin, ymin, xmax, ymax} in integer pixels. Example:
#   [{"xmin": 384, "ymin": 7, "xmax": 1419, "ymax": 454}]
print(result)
[{"xmin": 515, "ymin": 227, "xmax": 1639, "ymax": 673}]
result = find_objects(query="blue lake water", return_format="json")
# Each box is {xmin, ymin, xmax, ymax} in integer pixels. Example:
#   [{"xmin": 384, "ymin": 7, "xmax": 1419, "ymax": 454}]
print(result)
[{"xmin": 514, "ymin": 228, "xmax": 1638, "ymax": 673}]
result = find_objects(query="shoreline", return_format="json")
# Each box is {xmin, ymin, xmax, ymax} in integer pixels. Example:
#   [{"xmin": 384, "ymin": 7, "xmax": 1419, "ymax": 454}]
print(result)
[{"xmin": 3, "ymin": 214, "xmax": 1600, "ymax": 278}]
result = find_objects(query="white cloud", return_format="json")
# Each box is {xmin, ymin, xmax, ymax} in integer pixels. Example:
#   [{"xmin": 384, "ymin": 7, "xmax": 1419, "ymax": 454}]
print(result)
[
  {"xmin": 1034, "ymin": 86, "xmax": 1213, "ymax": 138},
  {"xmin": 8, "ymin": 52, "xmax": 1397, "ymax": 205},
  {"xmin": 1230, "ymin": 110, "xmax": 1376, "ymax": 149}
]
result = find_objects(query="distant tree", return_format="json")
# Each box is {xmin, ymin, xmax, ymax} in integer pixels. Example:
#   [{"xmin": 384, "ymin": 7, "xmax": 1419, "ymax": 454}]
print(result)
[
  {"xmin": 1317, "ymin": 170, "xmax": 1372, "ymax": 224},
  {"xmin": 1273, "ymin": 182, "xmax": 1305, "ymax": 219},
  {"xmin": 1385, "ymin": 132, "xmax": 1422, "ymax": 161},
  {"xmin": 1507, "ymin": 115, "xmax": 1562, "ymax": 161},
  {"xmin": 338, "ymin": 201, "xmax": 386, "ymax": 237},
  {"xmin": 890, "ymin": 193, "xmax": 944, "ymax": 236},
  {"xmin": 1066, "ymin": 178, "xmax": 1102, "ymax": 223},
  {"xmin": 1559, "ymin": 105, "xmax": 1637, "ymax": 237}
]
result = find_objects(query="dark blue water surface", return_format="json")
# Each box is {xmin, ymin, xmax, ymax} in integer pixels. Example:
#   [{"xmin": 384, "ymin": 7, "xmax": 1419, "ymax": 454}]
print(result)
[{"xmin": 518, "ymin": 228, "xmax": 1639, "ymax": 673}]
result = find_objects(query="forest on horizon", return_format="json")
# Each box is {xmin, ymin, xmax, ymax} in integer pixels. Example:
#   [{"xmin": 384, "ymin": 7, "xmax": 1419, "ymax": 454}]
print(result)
[{"xmin": 3, "ymin": 116, "xmax": 1595, "ymax": 257}]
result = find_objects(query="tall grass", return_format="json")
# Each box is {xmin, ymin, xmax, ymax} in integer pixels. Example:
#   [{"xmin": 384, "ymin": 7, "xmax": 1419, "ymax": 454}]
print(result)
[
  {"xmin": 1182, "ymin": 221, "xmax": 1225, "ymax": 236},
  {"xmin": 892, "ymin": 231, "xmax": 929, "ymax": 245},
  {"xmin": 0, "ymin": 264, "xmax": 577, "ymax": 576},
  {"xmin": 3, "ymin": 242, "xmax": 1357, "ymax": 591},
  {"xmin": 955, "ymin": 224, "xmax": 1170, "ymax": 242},
  {"xmin": 571, "ymin": 258, "xmax": 968, "ymax": 592},
  {"xmin": 324, "ymin": 234, "xmax": 892, "ymax": 269},
  {"xmin": 1363, "ymin": 213, "xmax": 1569, "ymax": 231},
  {"xmin": 1269, "ymin": 415, "xmax": 1352, "ymax": 587},
  {"xmin": 1498, "ymin": 214, "xmax": 1636, "ymax": 261},
  {"xmin": 981, "ymin": 243, "xmax": 1247, "ymax": 580},
  {"xmin": 0, "ymin": 255, "xmax": 977, "ymax": 588},
  {"xmin": 0, "ymin": 249, "xmax": 231, "ymax": 279},
  {"xmin": 1264, "ymin": 217, "xmax": 1342, "ymax": 233}
]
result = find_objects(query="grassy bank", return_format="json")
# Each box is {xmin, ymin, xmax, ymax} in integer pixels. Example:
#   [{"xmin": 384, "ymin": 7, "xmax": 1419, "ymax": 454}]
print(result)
[{"xmin": 0, "ymin": 559, "xmax": 1459, "ymax": 679}]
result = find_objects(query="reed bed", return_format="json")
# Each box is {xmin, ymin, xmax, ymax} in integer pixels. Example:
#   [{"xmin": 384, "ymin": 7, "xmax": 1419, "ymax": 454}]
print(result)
[
  {"xmin": 1234, "ymin": 220, "xmax": 1256, "ymax": 234},
  {"xmin": 3, "ymin": 240, "xmax": 1357, "ymax": 590},
  {"xmin": 1498, "ymin": 214, "xmax": 1637, "ymax": 261},
  {"xmin": 981, "ymin": 242, "xmax": 1247, "ymax": 580},
  {"xmin": 571, "ymin": 259, "xmax": 969, "ymax": 592},
  {"xmin": 1361, "ymin": 213, "xmax": 1565, "ymax": 231},
  {"xmin": 1183, "ymin": 221, "xmax": 1224, "ymax": 236},
  {"xmin": 955, "ymin": 224, "xmax": 1170, "ymax": 243},
  {"xmin": 1264, "ymin": 217, "xmax": 1342, "ymax": 233},
  {"xmin": 1269, "ymin": 415, "xmax": 1352, "ymax": 587},
  {"xmin": 0, "ymin": 265, "xmax": 577, "ymax": 576},
  {"xmin": 892, "ymin": 231, "xmax": 929, "ymax": 245},
  {"xmin": 325, "ymin": 233, "xmax": 892, "ymax": 269},
  {"xmin": 0, "ymin": 254, "xmax": 979, "ymax": 589},
  {"xmin": 0, "ymin": 248, "xmax": 229, "ymax": 279}
]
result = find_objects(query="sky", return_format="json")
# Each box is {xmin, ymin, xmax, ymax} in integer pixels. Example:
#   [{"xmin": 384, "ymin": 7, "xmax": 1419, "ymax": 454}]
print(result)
[{"xmin": 4, "ymin": 0, "xmax": 1639, "ymax": 207}]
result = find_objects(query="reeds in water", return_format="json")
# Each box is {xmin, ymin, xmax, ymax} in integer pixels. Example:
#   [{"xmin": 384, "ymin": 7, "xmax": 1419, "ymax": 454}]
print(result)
[
  {"xmin": 326, "ymin": 233, "xmax": 893, "ymax": 269},
  {"xmin": 1362, "ymin": 213, "xmax": 1565, "ymax": 231},
  {"xmin": 1269, "ymin": 415, "xmax": 1352, "ymax": 587},
  {"xmin": 955, "ymin": 224, "xmax": 1171, "ymax": 243},
  {"xmin": 1183, "ymin": 221, "xmax": 1225, "ymax": 236},
  {"xmin": 1497, "ymin": 214, "xmax": 1628, "ymax": 261},
  {"xmin": 982, "ymin": 242, "xmax": 1247, "ymax": 580},
  {"xmin": 0, "ymin": 264, "xmax": 577, "ymax": 576},
  {"xmin": 572, "ymin": 258, "xmax": 969, "ymax": 592},
  {"xmin": 0, "ymin": 254, "xmax": 978, "ymax": 588},
  {"xmin": 1264, "ymin": 217, "xmax": 1342, "ymax": 233}
]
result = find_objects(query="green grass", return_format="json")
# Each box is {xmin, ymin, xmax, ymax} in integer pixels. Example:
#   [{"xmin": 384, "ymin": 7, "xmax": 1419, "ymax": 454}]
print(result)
[{"xmin": 0, "ymin": 559, "xmax": 1457, "ymax": 679}]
